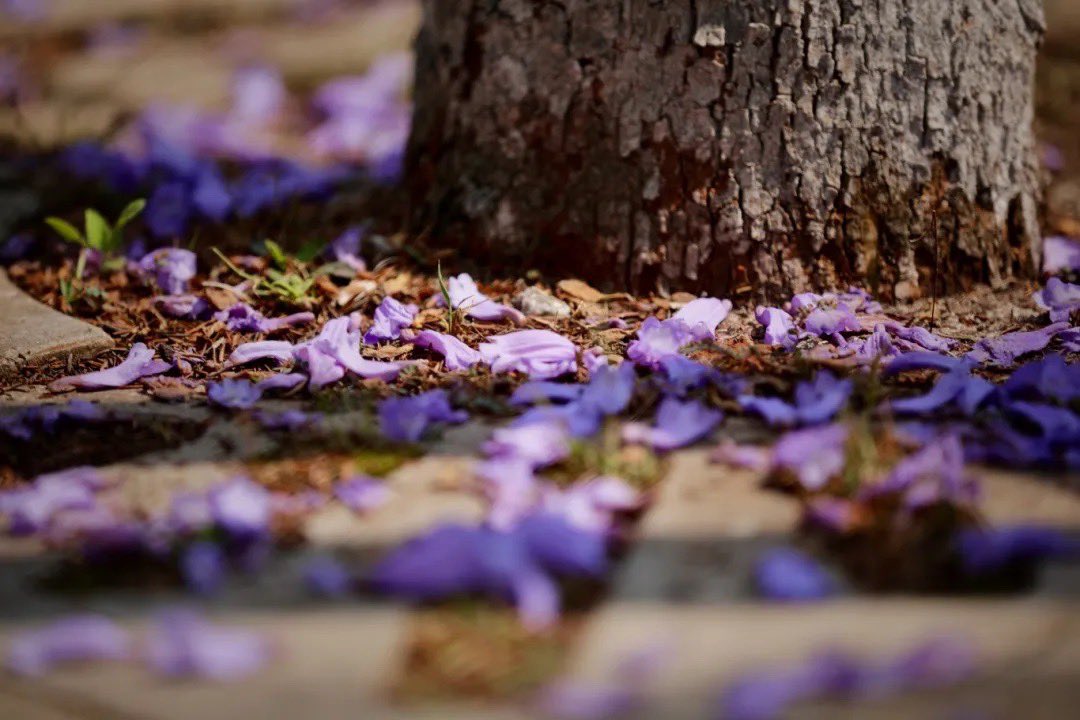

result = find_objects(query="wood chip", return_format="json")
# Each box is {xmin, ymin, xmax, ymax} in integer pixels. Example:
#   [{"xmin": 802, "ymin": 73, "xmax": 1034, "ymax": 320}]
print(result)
[{"xmin": 557, "ymin": 279, "xmax": 605, "ymax": 303}]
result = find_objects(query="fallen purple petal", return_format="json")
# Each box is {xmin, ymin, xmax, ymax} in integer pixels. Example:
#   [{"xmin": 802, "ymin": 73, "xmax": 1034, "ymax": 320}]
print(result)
[
  {"xmin": 622, "ymin": 397, "xmax": 723, "ymax": 451},
  {"xmin": 753, "ymin": 548, "xmax": 837, "ymax": 602},
  {"xmin": 334, "ymin": 475, "xmax": 391, "ymax": 513},
  {"xmin": 144, "ymin": 609, "xmax": 271, "ymax": 681},
  {"xmin": 206, "ymin": 378, "xmax": 263, "ymax": 409},
  {"xmin": 364, "ymin": 296, "xmax": 418, "ymax": 343},
  {"xmin": 479, "ymin": 329, "xmax": 578, "ymax": 379},
  {"xmin": 6, "ymin": 615, "xmax": 130, "ymax": 677},
  {"xmin": 50, "ymin": 343, "xmax": 171, "ymax": 391},
  {"xmin": 411, "ymin": 329, "xmax": 484, "ymax": 370}
]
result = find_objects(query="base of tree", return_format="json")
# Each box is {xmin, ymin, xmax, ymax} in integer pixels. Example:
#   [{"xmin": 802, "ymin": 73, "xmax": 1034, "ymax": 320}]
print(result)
[{"xmin": 406, "ymin": 0, "xmax": 1045, "ymax": 301}]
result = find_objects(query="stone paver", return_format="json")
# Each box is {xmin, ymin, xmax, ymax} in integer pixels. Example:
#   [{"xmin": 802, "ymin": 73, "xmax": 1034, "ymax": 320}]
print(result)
[
  {"xmin": 558, "ymin": 446, "xmax": 1080, "ymax": 718},
  {"xmin": 0, "ymin": 270, "xmax": 113, "ymax": 383}
]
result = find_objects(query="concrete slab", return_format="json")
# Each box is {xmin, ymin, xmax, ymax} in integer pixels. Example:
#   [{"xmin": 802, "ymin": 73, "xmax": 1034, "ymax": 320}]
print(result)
[{"xmin": 0, "ymin": 270, "xmax": 113, "ymax": 384}]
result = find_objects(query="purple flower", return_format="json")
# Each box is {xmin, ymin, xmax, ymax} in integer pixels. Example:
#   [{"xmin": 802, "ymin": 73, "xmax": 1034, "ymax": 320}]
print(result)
[
  {"xmin": 303, "ymin": 556, "xmax": 354, "ymax": 598},
  {"xmin": 956, "ymin": 525, "xmax": 1078, "ymax": 574},
  {"xmin": 138, "ymin": 248, "xmax": 197, "ymax": 293},
  {"xmin": 580, "ymin": 362, "xmax": 637, "ymax": 414},
  {"xmin": 411, "ymin": 329, "xmax": 483, "ymax": 371},
  {"xmin": 226, "ymin": 340, "xmax": 296, "ymax": 367},
  {"xmin": 6, "ymin": 615, "xmax": 130, "ymax": 677},
  {"xmin": 883, "ymin": 322, "xmax": 955, "ymax": 353},
  {"xmin": 865, "ymin": 435, "xmax": 979, "ymax": 510},
  {"xmin": 254, "ymin": 409, "xmax": 323, "ymax": 431},
  {"xmin": 378, "ymin": 389, "xmax": 467, "ymax": 442},
  {"xmin": 254, "ymin": 372, "xmax": 306, "ymax": 393},
  {"xmin": 369, "ymin": 516, "xmax": 605, "ymax": 630},
  {"xmin": 50, "ymin": 342, "xmax": 171, "ymax": 391},
  {"xmin": 710, "ymin": 440, "xmax": 771, "ymax": 471},
  {"xmin": 671, "ymin": 297, "xmax": 732, "ymax": 341},
  {"xmin": 534, "ymin": 681, "xmax": 639, "ymax": 720},
  {"xmin": 511, "ymin": 381, "xmax": 584, "ymax": 406},
  {"xmin": 890, "ymin": 365, "xmax": 994, "ymax": 416},
  {"xmin": 1033, "ymin": 277, "xmax": 1080, "ymax": 323},
  {"xmin": 477, "ymin": 457, "xmax": 540, "ymax": 530},
  {"xmin": 803, "ymin": 303, "xmax": 860, "ymax": 343},
  {"xmin": 851, "ymin": 324, "xmax": 899, "ymax": 365},
  {"xmin": 966, "ymin": 322, "xmax": 1071, "ymax": 366},
  {"xmin": 144, "ymin": 609, "xmax": 271, "ymax": 681},
  {"xmin": 479, "ymin": 329, "xmax": 578, "ymax": 379},
  {"xmin": 191, "ymin": 167, "xmax": 231, "ymax": 221},
  {"xmin": 206, "ymin": 378, "xmax": 263, "ymax": 409},
  {"xmin": 145, "ymin": 182, "xmax": 192, "ymax": 239},
  {"xmin": 309, "ymin": 316, "xmax": 407, "ymax": 382},
  {"xmin": 181, "ymin": 541, "xmax": 227, "ymax": 596},
  {"xmin": 753, "ymin": 549, "xmax": 837, "ymax": 602},
  {"xmin": 755, "ymin": 306, "xmax": 800, "ymax": 349},
  {"xmin": 334, "ymin": 475, "xmax": 391, "ymax": 513},
  {"xmin": 1042, "ymin": 235, "xmax": 1080, "ymax": 275},
  {"xmin": 229, "ymin": 65, "xmax": 286, "ymax": 124},
  {"xmin": 656, "ymin": 355, "xmax": 714, "ymax": 397},
  {"xmin": 214, "ymin": 303, "xmax": 314, "ymax": 333},
  {"xmin": 364, "ymin": 296, "xmax": 418, "ymax": 343},
  {"xmin": 155, "ymin": 293, "xmax": 210, "ymax": 319},
  {"xmin": 622, "ymin": 397, "xmax": 723, "ymax": 451},
  {"xmin": 882, "ymin": 351, "xmax": 966, "ymax": 376},
  {"xmin": 626, "ymin": 316, "xmax": 696, "ymax": 369},
  {"xmin": 1058, "ymin": 328, "xmax": 1080, "ymax": 353},
  {"xmin": 739, "ymin": 372, "xmax": 851, "ymax": 428},
  {"xmin": 438, "ymin": 273, "xmax": 525, "ymax": 324},
  {"xmin": 208, "ymin": 477, "xmax": 271, "ymax": 539},
  {"xmin": 484, "ymin": 421, "xmax": 571, "ymax": 468},
  {"xmin": 1001, "ymin": 354, "xmax": 1080, "ymax": 403},
  {"xmin": 328, "ymin": 226, "xmax": 366, "ymax": 271},
  {"xmin": 771, "ymin": 424, "xmax": 848, "ymax": 491},
  {"xmin": 539, "ymin": 476, "xmax": 642, "ymax": 534}
]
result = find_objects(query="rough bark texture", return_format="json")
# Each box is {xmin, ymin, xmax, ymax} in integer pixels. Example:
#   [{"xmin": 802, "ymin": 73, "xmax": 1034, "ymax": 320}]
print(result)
[{"xmin": 406, "ymin": 0, "xmax": 1045, "ymax": 301}]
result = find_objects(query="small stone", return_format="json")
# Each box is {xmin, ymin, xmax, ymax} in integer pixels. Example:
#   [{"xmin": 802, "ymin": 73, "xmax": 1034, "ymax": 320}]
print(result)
[{"xmin": 514, "ymin": 286, "xmax": 572, "ymax": 318}]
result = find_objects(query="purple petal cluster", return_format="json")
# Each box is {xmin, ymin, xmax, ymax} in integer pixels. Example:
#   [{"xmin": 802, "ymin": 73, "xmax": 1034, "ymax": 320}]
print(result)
[
  {"xmin": 328, "ymin": 226, "xmax": 366, "ymax": 271},
  {"xmin": 155, "ymin": 293, "xmax": 210, "ymax": 319},
  {"xmin": 753, "ymin": 548, "xmax": 837, "ymax": 602},
  {"xmin": 1, "ymin": 400, "xmax": 106, "ymax": 441},
  {"xmin": 364, "ymin": 296, "xmax": 418, "ymax": 343},
  {"xmin": 206, "ymin": 378, "xmax": 263, "ymax": 409},
  {"xmin": 738, "ymin": 372, "xmax": 852, "ymax": 428},
  {"xmin": 6, "ymin": 615, "xmax": 130, "ymax": 676},
  {"xmin": 137, "ymin": 248, "xmax": 196, "ymax": 294},
  {"xmin": 334, "ymin": 475, "xmax": 391, "ymax": 513},
  {"xmin": 716, "ymin": 637, "xmax": 976, "ymax": 720},
  {"xmin": 50, "ymin": 343, "xmax": 171, "ymax": 391},
  {"xmin": 1033, "ymin": 277, "xmax": 1080, "ymax": 322},
  {"xmin": 411, "ymin": 329, "xmax": 483, "ymax": 371},
  {"xmin": 1042, "ymin": 235, "xmax": 1080, "ymax": 275},
  {"xmin": 627, "ymin": 297, "xmax": 731, "ymax": 369},
  {"xmin": 622, "ymin": 397, "xmax": 723, "ymax": 451},
  {"xmin": 770, "ymin": 424, "xmax": 849, "ymax": 491},
  {"xmin": 864, "ymin": 435, "xmax": 979, "ymax": 510},
  {"xmin": 378, "ymin": 389, "xmax": 468, "ymax": 442},
  {"xmin": 438, "ymin": 273, "xmax": 525, "ymax": 324},
  {"xmin": 145, "ymin": 609, "xmax": 272, "ymax": 681},
  {"xmin": 0, "ymin": 467, "xmax": 106, "ymax": 536},
  {"xmin": 369, "ymin": 514, "xmax": 607, "ymax": 630},
  {"xmin": 229, "ymin": 316, "xmax": 408, "ymax": 389},
  {"xmin": 480, "ymin": 329, "xmax": 577, "ymax": 379},
  {"xmin": 214, "ymin": 303, "xmax": 315, "ymax": 333},
  {"xmin": 966, "ymin": 322, "xmax": 1071, "ymax": 366}
]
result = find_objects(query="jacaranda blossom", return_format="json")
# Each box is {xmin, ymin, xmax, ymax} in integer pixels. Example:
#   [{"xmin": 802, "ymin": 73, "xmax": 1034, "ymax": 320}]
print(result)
[
  {"xmin": 206, "ymin": 378, "xmax": 262, "ymax": 409},
  {"xmin": 214, "ymin": 303, "xmax": 314, "ymax": 333},
  {"xmin": 438, "ymin": 273, "xmax": 525, "ymax": 324},
  {"xmin": 753, "ymin": 548, "xmax": 837, "ymax": 602},
  {"xmin": 6, "ymin": 615, "xmax": 130, "ymax": 677},
  {"xmin": 364, "ymin": 296, "xmax": 417, "ymax": 343},
  {"xmin": 144, "ymin": 609, "xmax": 271, "ymax": 681},
  {"xmin": 50, "ymin": 343, "xmax": 171, "ymax": 392},
  {"xmin": 771, "ymin": 424, "xmax": 848, "ymax": 491},
  {"xmin": 966, "ymin": 322, "xmax": 1071, "ymax": 366},
  {"xmin": 334, "ymin": 475, "xmax": 391, "ymax": 513},
  {"xmin": 1033, "ymin": 277, "xmax": 1080, "ymax": 323},
  {"xmin": 479, "ymin": 329, "xmax": 578, "ymax": 379},
  {"xmin": 622, "ymin": 397, "xmax": 723, "ymax": 451},
  {"xmin": 138, "ymin": 247, "xmax": 197, "ymax": 295},
  {"xmin": 411, "ymin": 329, "xmax": 483, "ymax": 371},
  {"xmin": 378, "ymin": 389, "xmax": 468, "ymax": 442}
]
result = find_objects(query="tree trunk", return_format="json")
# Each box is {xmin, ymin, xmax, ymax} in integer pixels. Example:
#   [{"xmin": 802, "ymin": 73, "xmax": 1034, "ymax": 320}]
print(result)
[{"xmin": 406, "ymin": 0, "xmax": 1045, "ymax": 302}]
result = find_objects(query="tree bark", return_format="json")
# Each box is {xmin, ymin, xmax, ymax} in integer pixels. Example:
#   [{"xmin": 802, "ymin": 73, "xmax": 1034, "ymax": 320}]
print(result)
[{"xmin": 406, "ymin": 0, "xmax": 1045, "ymax": 301}]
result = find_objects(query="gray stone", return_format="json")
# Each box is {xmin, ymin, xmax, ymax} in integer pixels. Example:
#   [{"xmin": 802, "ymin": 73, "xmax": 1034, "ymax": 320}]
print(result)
[
  {"xmin": 0, "ymin": 270, "xmax": 113, "ymax": 383},
  {"xmin": 513, "ymin": 286, "xmax": 571, "ymax": 318}
]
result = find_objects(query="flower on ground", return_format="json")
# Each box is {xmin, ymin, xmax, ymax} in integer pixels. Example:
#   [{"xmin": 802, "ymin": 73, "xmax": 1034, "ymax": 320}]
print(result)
[
  {"xmin": 378, "ymin": 389, "xmax": 468, "ymax": 442},
  {"xmin": 364, "ymin": 296, "xmax": 418, "ymax": 343},
  {"xmin": 770, "ymin": 424, "xmax": 849, "ymax": 491},
  {"xmin": 206, "ymin": 378, "xmax": 262, "ymax": 409},
  {"xmin": 411, "ymin": 329, "xmax": 483, "ymax": 370},
  {"xmin": 484, "ymin": 421, "xmax": 571, "ymax": 468},
  {"xmin": 889, "ymin": 365, "xmax": 994, "ymax": 417},
  {"xmin": 144, "ymin": 609, "xmax": 271, "ymax": 681},
  {"xmin": 755, "ymin": 306, "xmax": 800, "ymax": 349},
  {"xmin": 303, "ymin": 556, "xmax": 354, "ymax": 598},
  {"xmin": 863, "ymin": 435, "xmax": 979, "ymax": 510},
  {"xmin": 622, "ymin": 397, "xmax": 723, "ymax": 451},
  {"xmin": 327, "ymin": 226, "xmax": 366, "ymax": 272},
  {"xmin": 1033, "ymin": 277, "xmax": 1080, "ymax": 323},
  {"xmin": 738, "ymin": 372, "xmax": 852, "ymax": 428},
  {"xmin": 1042, "ymin": 235, "xmax": 1080, "ymax": 275},
  {"xmin": 437, "ymin": 273, "xmax": 525, "ymax": 324},
  {"xmin": 627, "ymin": 297, "xmax": 731, "ymax": 368},
  {"xmin": 6, "ymin": 615, "xmax": 130, "ymax": 677},
  {"xmin": 137, "ymin": 247, "xmax": 197, "ymax": 294},
  {"xmin": 50, "ymin": 343, "xmax": 171, "ymax": 392},
  {"xmin": 208, "ymin": 477, "xmax": 272, "ymax": 540},
  {"xmin": 334, "ymin": 475, "xmax": 391, "ymax": 513},
  {"xmin": 479, "ymin": 329, "xmax": 578, "ymax": 379},
  {"xmin": 214, "ymin": 303, "xmax": 314, "ymax": 333},
  {"xmin": 753, "ymin": 548, "xmax": 837, "ymax": 602},
  {"xmin": 155, "ymin": 293, "xmax": 210, "ymax": 319},
  {"xmin": 368, "ymin": 514, "xmax": 607, "ymax": 630},
  {"xmin": 966, "ymin": 322, "xmax": 1071, "ymax": 366}
]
